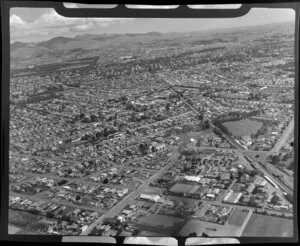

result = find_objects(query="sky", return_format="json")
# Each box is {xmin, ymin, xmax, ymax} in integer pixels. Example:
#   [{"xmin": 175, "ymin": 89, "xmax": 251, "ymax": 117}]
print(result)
[{"xmin": 9, "ymin": 4, "xmax": 295, "ymax": 43}]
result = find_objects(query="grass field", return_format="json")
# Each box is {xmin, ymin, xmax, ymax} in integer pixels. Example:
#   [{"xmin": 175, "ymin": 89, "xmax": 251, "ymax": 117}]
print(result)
[
  {"xmin": 170, "ymin": 183, "xmax": 194, "ymax": 194},
  {"xmin": 139, "ymin": 214, "xmax": 185, "ymax": 232},
  {"xmin": 8, "ymin": 225, "xmax": 22, "ymax": 234},
  {"xmin": 223, "ymin": 119, "xmax": 263, "ymax": 137},
  {"xmin": 179, "ymin": 219, "xmax": 240, "ymax": 237},
  {"xmin": 228, "ymin": 211, "xmax": 248, "ymax": 227},
  {"xmin": 9, "ymin": 209, "xmax": 40, "ymax": 228},
  {"xmin": 137, "ymin": 230, "xmax": 170, "ymax": 237},
  {"xmin": 242, "ymin": 214, "xmax": 293, "ymax": 237}
]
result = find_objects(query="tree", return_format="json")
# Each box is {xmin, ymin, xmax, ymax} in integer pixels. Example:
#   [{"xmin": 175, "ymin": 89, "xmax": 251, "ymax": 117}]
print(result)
[
  {"xmin": 79, "ymin": 113, "xmax": 85, "ymax": 119},
  {"xmin": 252, "ymin": 186, "xmax": 259, "ymax": 195},
  {"xmin": 285, "ymin": 193, "xmax": 293, "ymax": 203},
  {"xmin": 90, "ymin": 114, "xmax": 98, "ymax": 122},
  {"xmin": 116, "ymin": 228, "xmax": 122, "ymax": 236},
  {"xmin": 203, "ymin": 120, "xmax": 210, "ymax": 129},
  {"xmin": 62, "ymin": 214, "xmax": 72, "ymax": 223},
  {"xmin": 29, "ymin": 209, "xmax": 40, "ymax": 215},
  {"xmin": 270, "ymin": 195, "xmax": 280, "ymax": 205},
  {"xmin": 46, "ymin": 211, "xmax": 54, "ymax": 219},
  {"xmin": 165, "ymin": 102, "xmax": 171, "ymax": 111},
  {"xmin": 187, "ymin": 232, "xmax": 197, "ymax": 237},
  {"xmin": 58, "ymin": 179, "xmax": 67, "ymax": 186},
  {"xmin": 96, "ymin": 131, "xmax": 102, "ymax": 138},
  {"xmin": 139, "ymin": 142, "xmax": 149, "ymax": 155},
  {"xmin": 89, "ymin": 227, "xmax": 98, "ymax": 236},
  {"xmin": 248, "ymin": 197, "xmax": 257, "ymax": 207},
  {"xmin": 132, "ymin": 228, "xmax": 140, "ymax": 236},
  {"xmin": 198, "ymin": 114, "xmax": 204, "ymax": 121},
  {"xmin": 270, "ymin": 155, "xmax": 280, "ymax": 165}
]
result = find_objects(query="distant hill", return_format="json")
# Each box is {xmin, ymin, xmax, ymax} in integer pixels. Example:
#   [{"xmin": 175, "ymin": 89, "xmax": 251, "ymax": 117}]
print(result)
[
  {"xmin": 38, "ymin": 36, "xmax": 74, "ymax": 49},
  {"xmin": 11, "ymin": 41, "xmax": 27, "ymax": 51},
  {"xmin": 10, "ymin": 21, "xmax": 293, "ymax": 69},
  {"xmin": 10, "ymin": 32, "xmax": 164, "ymax": 68}
]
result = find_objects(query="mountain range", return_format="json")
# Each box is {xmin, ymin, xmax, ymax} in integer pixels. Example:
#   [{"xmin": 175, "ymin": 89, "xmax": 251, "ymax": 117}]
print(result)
[{"xmin": 10, "ymin": 32, "xmax": 163, "ymax": 68}]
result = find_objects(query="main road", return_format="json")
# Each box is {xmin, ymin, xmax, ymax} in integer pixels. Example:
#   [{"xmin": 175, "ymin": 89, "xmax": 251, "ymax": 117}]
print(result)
[
  {"xmin": 271, "ymin": 117, "xmax": 294, "ymax": 154},
  {"xmin": 157, "ymin": 74, "xmax": 247, "ymax": 150},
  {"xmin": 81, "ymin": 151, "xmax": 181, "ymax": 235},
  {"xmin": 157, "ymin": 74, "xmax": 294, "ymax": 196}
]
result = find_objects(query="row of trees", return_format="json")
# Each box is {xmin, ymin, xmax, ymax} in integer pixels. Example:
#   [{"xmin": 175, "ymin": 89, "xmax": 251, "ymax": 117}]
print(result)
[
  {"xmin": 254, "ymin": 209, "xmax": 292, "ymax": 219},
  {"xmin": 213, "ymin": 109, "xmax": 261, "ymax": 124},
  {"xmin": 12, "ymin": 93, "xmax": 60, "ymax": 106},
  {"xmin": 29, "ymin": 85, "xmax": 64, "ymax": 97}
]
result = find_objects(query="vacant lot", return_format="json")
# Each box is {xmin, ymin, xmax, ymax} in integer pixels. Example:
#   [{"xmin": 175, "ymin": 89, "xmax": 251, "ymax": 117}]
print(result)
[
  {"xmin": 223, "ymin": 119, "xmax": 263, "ymax": 137},
  {"xmin": 242, "ymin": 214, "xmax": 293, "ymax": 237},
  {"xmin": 228, "ymin": 211, "xmax": 248, "ymax": 227}
]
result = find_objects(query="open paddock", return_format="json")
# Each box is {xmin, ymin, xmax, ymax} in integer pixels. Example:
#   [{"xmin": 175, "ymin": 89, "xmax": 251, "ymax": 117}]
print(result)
[{"xmin": 242, "ymin": 214, "xmax": 293, "ymax": 237}]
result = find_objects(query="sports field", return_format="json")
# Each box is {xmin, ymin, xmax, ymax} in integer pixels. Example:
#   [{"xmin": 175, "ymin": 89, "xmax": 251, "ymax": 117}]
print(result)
[
  {"xmin": 223, "ymin": 119, "xmax": 263, "ymax": 137},
  {"xmin": 242, "ymin": 214, "xmax": 293, "ymax": 237}
]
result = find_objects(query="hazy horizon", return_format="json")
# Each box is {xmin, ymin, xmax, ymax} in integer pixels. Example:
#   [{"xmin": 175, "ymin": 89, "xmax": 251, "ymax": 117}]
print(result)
[
  {"xmin": 10, "ymin": 7, "xmax": 295, "ymax": 43},
  {"xmin": 10, "ymin": 19, "xmax": 294, "ymax": 45}
]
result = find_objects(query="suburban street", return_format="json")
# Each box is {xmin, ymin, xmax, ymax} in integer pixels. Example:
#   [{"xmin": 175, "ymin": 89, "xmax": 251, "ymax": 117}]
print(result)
[
  {"xmin": 81, "ymin": 151, "xmax": 181, "ymax": 235},
  {"xmin": 159, "ymin": 74, "xmax": 294, "ymax": 196},
  {"xmin": 8, "ymin": 17, "xmax": 295, "ymax": 238}
]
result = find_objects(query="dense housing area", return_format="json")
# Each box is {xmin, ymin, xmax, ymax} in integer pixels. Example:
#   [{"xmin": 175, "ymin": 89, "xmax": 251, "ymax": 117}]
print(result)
[{"xmin": 9, "ymin": 21, "xmax": 294, "ymax": 237}]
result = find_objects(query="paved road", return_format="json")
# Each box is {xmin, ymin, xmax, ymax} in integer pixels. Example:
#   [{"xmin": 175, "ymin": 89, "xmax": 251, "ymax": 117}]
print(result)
[
  {"xmin": 158, "ymin": 74, "xmax": 244, "ymax": 150},
  {"xmin": 245, "ymin": 156, "xmax": 293, "ymax": 195},
  {"xmin": 11, "ymin": 75, "xmax": 295, "ymax": 236},
  {"xmin": 10, "ymin": 191, "xmax": 105, "ymax": 214},
  {"xmin": 241, "ymin": 150, "xmax": 270, "ymax": 155},
  {"xmin": 81, "ymin": 76, "xmax": 296, "ymax": 234},
  {"xmin": 167, "ymin": 193, "xmax": 293, "ymax": 218},
  {"xmin": 158, "ymin": 74, "xmax": 294, "ymax": 197},
  {"xmin": 81, "ymin": 152, "xmax": 181, "ymax": 235},
  {"xmin": 271, "ymin": 117, "xmax": 294, "ymax": 154}
]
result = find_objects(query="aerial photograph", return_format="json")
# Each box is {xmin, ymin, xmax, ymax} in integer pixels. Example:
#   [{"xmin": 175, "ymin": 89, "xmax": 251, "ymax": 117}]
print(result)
[{"xmin": 8, "ymin": 5, "xmax": 295, "ymax": 238}]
